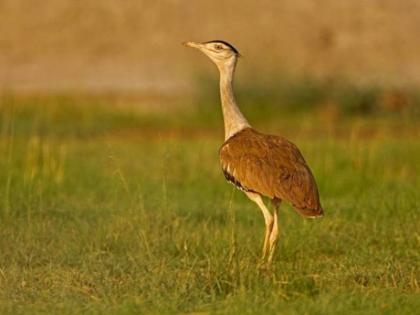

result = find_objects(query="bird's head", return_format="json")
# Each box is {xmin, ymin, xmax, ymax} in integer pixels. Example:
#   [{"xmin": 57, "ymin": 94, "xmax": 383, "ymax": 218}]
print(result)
[{"xmin": 183, "ymin": 40, "xmax": 240, "ymax": 70}]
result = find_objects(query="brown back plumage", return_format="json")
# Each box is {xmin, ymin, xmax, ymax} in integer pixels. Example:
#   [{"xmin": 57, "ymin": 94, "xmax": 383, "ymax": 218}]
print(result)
[{"xmin": 220, "ymin": 128, "xmax": 323, "ymax": 217}]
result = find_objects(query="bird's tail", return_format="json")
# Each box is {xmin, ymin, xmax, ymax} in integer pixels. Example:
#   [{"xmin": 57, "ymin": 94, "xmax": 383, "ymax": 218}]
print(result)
[{"xmin": 294, "ymin": 206, "xmax": 324, "ymax": 219}]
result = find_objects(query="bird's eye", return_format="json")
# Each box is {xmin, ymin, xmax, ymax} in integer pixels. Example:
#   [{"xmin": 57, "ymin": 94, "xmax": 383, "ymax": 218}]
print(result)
[{"xmin": 215, "ymin": 44, "xmax": 223, "ymax": 50}]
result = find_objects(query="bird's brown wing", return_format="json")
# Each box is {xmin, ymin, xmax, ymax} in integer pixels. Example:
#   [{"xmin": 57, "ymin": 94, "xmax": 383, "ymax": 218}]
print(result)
[{"xmin": 220, "ymin": 128, "xmax": 323, "ymax": 217}]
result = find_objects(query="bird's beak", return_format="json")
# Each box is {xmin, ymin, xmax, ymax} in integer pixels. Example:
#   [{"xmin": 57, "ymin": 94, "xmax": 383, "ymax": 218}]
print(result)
[{"xmin": 182, "ymin": 41, "xmax": 203, "ymax": 50}]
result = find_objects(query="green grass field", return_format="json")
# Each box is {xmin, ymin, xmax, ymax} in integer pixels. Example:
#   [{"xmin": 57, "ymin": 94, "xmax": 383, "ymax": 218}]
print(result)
[{"xmin": 0, "ymin": 95, "xmax": 419, "ymax": 314}]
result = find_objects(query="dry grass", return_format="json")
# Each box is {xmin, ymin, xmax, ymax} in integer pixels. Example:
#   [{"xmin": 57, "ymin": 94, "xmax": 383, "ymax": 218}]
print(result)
[{"xmin": 0, "ymin": 95, "xmax": 419, "ymax": 314}]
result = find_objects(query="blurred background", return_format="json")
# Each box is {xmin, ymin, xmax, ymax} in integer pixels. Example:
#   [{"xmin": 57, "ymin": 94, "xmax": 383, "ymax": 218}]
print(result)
[{"xmin": 1, "ymin": 0, "xmax": 420, "ymax": 93}]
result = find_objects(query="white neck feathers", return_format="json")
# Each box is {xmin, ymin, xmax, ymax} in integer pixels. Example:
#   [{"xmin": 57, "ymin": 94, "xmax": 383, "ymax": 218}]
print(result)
[{"xmin": 218, "ymin": 59, "xmax": 250, "ymax": 140}]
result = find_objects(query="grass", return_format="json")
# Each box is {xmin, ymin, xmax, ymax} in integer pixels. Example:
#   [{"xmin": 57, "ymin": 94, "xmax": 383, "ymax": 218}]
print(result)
[{"xmin": 0, "ymin": 94, "xmax": 419, "ymax": 314}]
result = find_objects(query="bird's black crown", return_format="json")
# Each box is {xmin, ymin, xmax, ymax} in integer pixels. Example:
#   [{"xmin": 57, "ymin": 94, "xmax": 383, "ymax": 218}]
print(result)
[{"xmin": 206, "ymin": 40, "xmax": 240, "ymax": 55}]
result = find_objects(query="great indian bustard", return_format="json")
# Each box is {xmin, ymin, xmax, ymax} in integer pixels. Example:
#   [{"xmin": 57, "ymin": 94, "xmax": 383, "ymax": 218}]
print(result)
[{"xmin": 184, "ymin": 40, "xmax": 324, "ymax": 265}]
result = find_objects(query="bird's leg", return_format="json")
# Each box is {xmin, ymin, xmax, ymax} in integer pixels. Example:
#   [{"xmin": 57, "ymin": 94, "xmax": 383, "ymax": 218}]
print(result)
[
  {"xmin": 245, "ymin": 192, "xmax": 273, "ymax": 261},
  {"xmin": 263, "ymin": 218, "xmax": 274, "ymax": 260},
  {"xmin": 267, "ymin": 201, "xmax": 280, "ymax": 264}
]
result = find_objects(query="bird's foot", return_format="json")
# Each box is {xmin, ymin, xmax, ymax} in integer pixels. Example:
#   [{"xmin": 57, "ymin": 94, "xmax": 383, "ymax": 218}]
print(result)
[
  {"xmin": 257, "ymin": 259, "xmax": 266, "ymax": 270},
  {"xmin": 257, "ymin": 261, "xmax": 276, "ymax": 274}
]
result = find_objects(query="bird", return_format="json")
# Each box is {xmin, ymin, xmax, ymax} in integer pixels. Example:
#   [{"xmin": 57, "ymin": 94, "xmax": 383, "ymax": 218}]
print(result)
[{"xmin": 184, "ymin": 40, "xmax": 324, "ymax": 265}]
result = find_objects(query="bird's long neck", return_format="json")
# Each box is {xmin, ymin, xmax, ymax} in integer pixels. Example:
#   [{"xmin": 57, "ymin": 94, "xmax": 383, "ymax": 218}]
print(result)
[{"xmin": 218, "ymin": 59, "xmax": 250, "ymax": 140}]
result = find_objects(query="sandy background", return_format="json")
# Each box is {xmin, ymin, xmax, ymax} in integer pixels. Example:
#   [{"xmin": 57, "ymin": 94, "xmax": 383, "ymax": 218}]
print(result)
[{"xmin": 1, "ymin": 0, "xmax": 419, "ymax": 94}]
